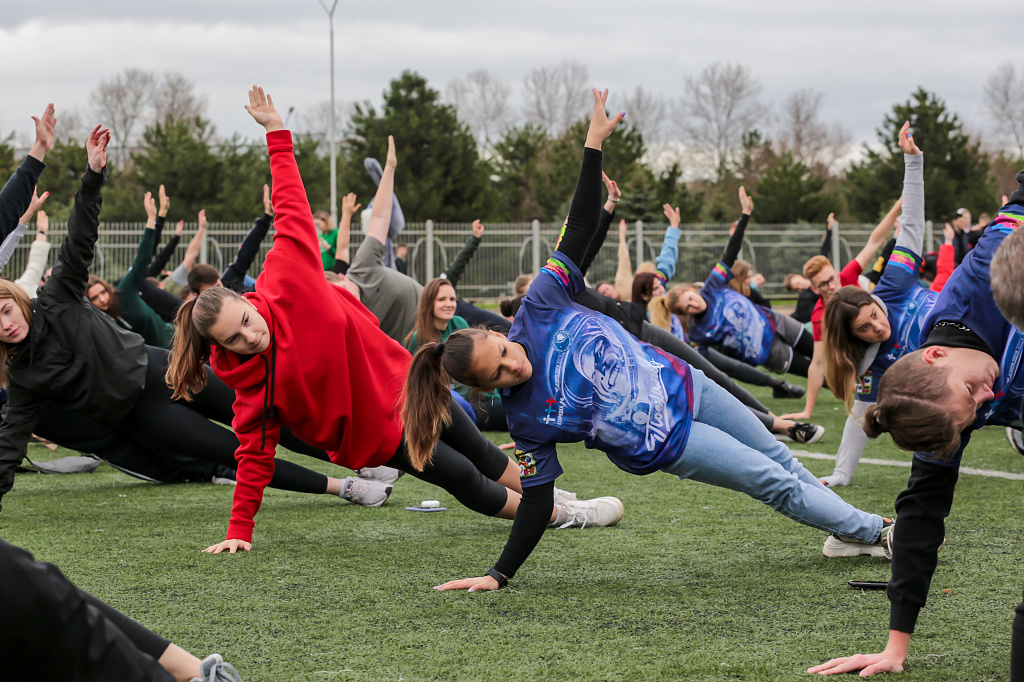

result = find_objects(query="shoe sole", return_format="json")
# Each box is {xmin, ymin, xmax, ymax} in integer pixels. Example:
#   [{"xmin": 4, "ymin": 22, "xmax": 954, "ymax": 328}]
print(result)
[
  {"xmin": 798, "ymin": 428, "xmax": 825, "ymax": 445},
  {"xmin": 593, "ymin": 496, "xmax": 625, "ymax": 527},
  {"xmin": 822, "ymin": 534, "xmax": 889, "ymax": 558},
  {"xmin": 1006, "ymin": 427, "xmax": 1024, "ymax": 456}
]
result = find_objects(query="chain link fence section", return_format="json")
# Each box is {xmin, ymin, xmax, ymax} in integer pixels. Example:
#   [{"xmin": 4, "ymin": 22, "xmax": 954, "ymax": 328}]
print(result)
[{"xmin": 3, "ymin": 221, "xmax": 932, "ymax": 300}]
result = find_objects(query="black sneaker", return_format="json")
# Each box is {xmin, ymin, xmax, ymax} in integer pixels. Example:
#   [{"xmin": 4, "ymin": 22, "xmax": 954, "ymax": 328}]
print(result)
[
  {"xmin": 1007, "ymin": 427, "xmax": 1024, "ymax": 457},
  {"xmin": 788, "ymin": 422, "xmax": 824, "ymax": 444},
  {"xmin": 773, "ymin": 381, "xmax": 806, "ymax": 399}
]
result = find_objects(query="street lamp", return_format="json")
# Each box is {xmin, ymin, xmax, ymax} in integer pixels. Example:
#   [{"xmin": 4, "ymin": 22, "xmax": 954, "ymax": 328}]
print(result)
[{"xmin": 318, "ymin": 0, "xmax": 340, "ymax": 229}]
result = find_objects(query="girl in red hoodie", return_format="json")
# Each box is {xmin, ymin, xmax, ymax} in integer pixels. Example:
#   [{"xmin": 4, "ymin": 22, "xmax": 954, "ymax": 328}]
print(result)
[{"xmin": 167, "ymin": 86, "xmax": 622, "ymax": 554}]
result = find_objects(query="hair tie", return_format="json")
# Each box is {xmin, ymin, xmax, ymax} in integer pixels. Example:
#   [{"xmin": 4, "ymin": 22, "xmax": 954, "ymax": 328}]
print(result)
[
  {"xmin": 434, "ymin": 342, "xmax": 445, "ymax": 358},
  {"xmin": 876, "ymin": 418, "xmax": 889, "ymax": 433}
]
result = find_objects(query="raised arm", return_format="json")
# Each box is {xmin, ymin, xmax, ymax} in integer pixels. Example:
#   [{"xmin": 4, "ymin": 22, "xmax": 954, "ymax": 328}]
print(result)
[
  {"xmin": 0, "ymin": 104, "xmax": 55, "ymax": 239},
  {"xmin": 579, "ymin": 171, "xmax": 620, "ymax": 277},
  {"xmin": 181, "ymin": 212, "xmax": 207, "ymax": 272},
  {"xmin": 613, "ymin": 219, "xmax": 633, "ymax": 300},
  {"xmin": 221, "ymin": 192, "xmax": 273, "ymax": 293},
  {"xmin": 820, "ymin": 213, "xmax": 835, "ymax": 257},
  {"xmin": 152, "ymin": 184, "xmax": 170, "ymax": 256},
  {"xmin": 444, "ymin": 219, "xmax": 484, "ymax": 287},
  {"xmin": 14, "ymin": 210, "xmax": 51, "ymax": 297},
  {"xmin": 367, "ymin": 138, "xmax": 397, "ymax": 248},
  {"xmin": 0, "ymin": 188, "xmax": 48, "ymax": 272},
  {"xmin": 335, "ymin": 191, "xmax": 358, "ymax": 266},
  {"xmin": 145, "ymin": 220, "xmax": 183, "ymax": 278},
  {"xmin": 853, "ymin": 196, "xmax": 902, "ymax": 272},
  {"xmin": 41, "ymin": 125, "xmax": 109, "ymax": 304},
  {"xmin": 655, "ymin": 203, "xmax": 683, "ymax": 282},
  {"xmin": 720, "ymin": 187, "xmax": 753, "ymax": 269},
  {"xmin": 119, "ymin": 192, "xmax": 159, "ymax": 296},
  {"xmin": 895, "ymin": 122, "xmax": 925, "ymax": 255},
  {"xmin": 554, "ymin": 89, "xmax": 624, "ymax": 268}
]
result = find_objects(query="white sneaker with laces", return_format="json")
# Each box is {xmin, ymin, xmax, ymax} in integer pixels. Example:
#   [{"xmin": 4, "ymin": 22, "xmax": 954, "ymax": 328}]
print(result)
[
  {"xmin": 552, "ymin": 487, "xmax": 577, "ymax": 505},
  {"xmin": 556, "ymin": 496, "xmax": 624, "ymax": 529},
  {"xmin": 340, "ymin": 477, "xmax": 393, "ymax": 507}
]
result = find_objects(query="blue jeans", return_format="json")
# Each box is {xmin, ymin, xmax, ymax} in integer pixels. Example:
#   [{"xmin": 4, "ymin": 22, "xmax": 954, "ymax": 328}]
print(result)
[{"xmin": 661, "ymin": 370, "xmax": 882, "ymax": 543}]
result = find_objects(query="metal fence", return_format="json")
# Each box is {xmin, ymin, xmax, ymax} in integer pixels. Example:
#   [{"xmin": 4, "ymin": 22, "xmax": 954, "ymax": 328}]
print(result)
[{"xmin": 5, "ymin": 220, "xmax": 935, "ymax": 300}]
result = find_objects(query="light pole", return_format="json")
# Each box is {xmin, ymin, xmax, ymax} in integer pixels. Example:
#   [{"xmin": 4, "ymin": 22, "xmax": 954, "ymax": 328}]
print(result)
[{"xmin": 318, "ymin": 0, "xmax": 340, "ymax": 229}]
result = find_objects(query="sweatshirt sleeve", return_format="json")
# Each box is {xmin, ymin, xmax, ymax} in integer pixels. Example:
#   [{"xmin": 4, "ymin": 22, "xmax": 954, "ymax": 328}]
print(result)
[
  {"xmin": 443, "ymin": 234, "xmax": 481, "ymax": 288},
  {"xmin": 261, "ymin": 131, "xmax": 329, "ymax": 287},
  {"xmin": 721, "ymin": 213, "xmax": 749, "ymax": 268},
  {"xmin": 493, "ymin": 480, "xmax": 554, "ymax": 579},
  {"xmin": 39, "ymin": 167, "xmax": 105, "ymax": 305},
  {"xmin": 14, "ymin": 238, "xmax": 50, "ymax": 298},
  {"xmin": 145, "ymin": 233, "xmax": 181, "ymax": 278},
  {"xmin": 0, "ymin": 223, "xmax": 29, "ymax": 272},
  {"xmin": 579, "ymin": 207, "xmax": 614, "ymax": 277},
  {"xmin": 654, "ymin": 225, "xmax": 683, "ymax": 283},
  {"xmin": 896, "ymin": 153, "xmax": 926, "ymax": 256},
  {"xmin": 0, "ymin": 156, "xmax": 46, "ymax": 241},
  {"xmin": 554, "ymin": 147, "xmax": 604, "ymax": 268},
  {"xmin": 887, "ymin": 454, "xmax": 961, "ymax": 633},
  {"xmin": 222, "ymin": 214, "xmax": 272, "ymax": 293},
  {"xmin": 226, "ymin": 397, "xmax": 282, "ymax": 543},
  {"xmin": 119, "ymin": 228, "xmax": 156, "ymax": 300},
  {"xmin": 930, "ymin": 244, "xmax": 955, "ymax": 292}
]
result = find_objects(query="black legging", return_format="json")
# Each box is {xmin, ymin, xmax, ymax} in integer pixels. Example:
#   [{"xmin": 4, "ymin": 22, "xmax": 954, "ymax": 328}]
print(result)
[
  {"xmin": 385, "ymin": 400, "xmax": 511, "ymax": 516},
  {"xmin": 704, "ymin": 347, "xmax": 779, "ymax": 388},
  {"xmin": 475, "ymin": 395, "xmax": 508, "ymax": 432},
  {"xmin": 0, "ymin": 538, "xmax": 173, "ymax": 681},
  {"xmin": 38, "ymin": 346, "xmax": 333, "ymax": 495},
  {"xmin": 783, "ymin": 328, "xmax": 815, "ymax": 377},
  {"xmin": 455, "ymin": 299, "xmax": 512, "ymax": 333}
]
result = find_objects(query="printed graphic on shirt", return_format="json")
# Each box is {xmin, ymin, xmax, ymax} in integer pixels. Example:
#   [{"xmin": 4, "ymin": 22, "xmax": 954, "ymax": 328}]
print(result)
[
  {"xmin": 857, "ymin": 372, "xmax": 873, "ymax": 396},
  {"xmin": 977, "ymin": 327, "xmax": 1024, "ymax": 428},
  {"xmin": 516, "ymin": 449, "xmax": 537, "ymax": 478}
]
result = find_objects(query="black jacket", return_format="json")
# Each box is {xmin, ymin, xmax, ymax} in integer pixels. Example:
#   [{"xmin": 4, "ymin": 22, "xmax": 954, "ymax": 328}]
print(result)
[{"xmin": 0, "ymin": 167, "xmax": 147, "ymax": 512}]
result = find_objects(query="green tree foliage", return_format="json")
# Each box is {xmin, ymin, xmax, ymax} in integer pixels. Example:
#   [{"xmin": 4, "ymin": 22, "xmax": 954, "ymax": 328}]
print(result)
[
  {"xmin": 342, "ymin": 70, "xmax": 497, "ymax": 222},
  {"xmin": 0, "ymin": 134, "xmax": 16, "ymax": 186},
  {"xmin": 845, "ymin": 88, "xmax": 994, "ymax": 222},
  {"xmin": 34, "ymin": 139, "xmax": 89, "ymax": 222},
  {"xmin": 655, "ymin": 162, "xmax": 704, "ymax": 223},
  {"xmin": 755, "ymin": 152, "xmax": 832, "ymax": 223},
  {"xmin": 490, "ymin": 124, "xmax": 551, "ymax": 221},
  {"xmin": 205, "ymin": 134, "xmax": 271, "ymax": 220}
]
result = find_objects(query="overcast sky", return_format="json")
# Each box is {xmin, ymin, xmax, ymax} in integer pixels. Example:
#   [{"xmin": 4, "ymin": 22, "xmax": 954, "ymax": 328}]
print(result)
[{"xmin": 1, "ymin": 1, "xmax": 1019, "ymax": 153}]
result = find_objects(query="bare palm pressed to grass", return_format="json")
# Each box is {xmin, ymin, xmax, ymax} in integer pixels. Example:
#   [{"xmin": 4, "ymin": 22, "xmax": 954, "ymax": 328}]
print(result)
[{"xmin": 2, "ymin": 381, "xmax": 1022, "ymax": 681}]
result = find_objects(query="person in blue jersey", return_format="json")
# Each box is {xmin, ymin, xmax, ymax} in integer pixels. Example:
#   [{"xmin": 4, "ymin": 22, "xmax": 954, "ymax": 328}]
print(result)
[
  {"xmin": 809, "ymin": 178, "xmax": 1024, "ymax": 678},
  {"xmin": 402, "ymin": 89, "xmax": 894, "ymax": 594},
  {"xmin": 817, "ymin": 123, "xmax": 940, "ymax": 487},
  {"xmin": 669, "ymin": 190, "xmax": 815, "ymax": 377}
]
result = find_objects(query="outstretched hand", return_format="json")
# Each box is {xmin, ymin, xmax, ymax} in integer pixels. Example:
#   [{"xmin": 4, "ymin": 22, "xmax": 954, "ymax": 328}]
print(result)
[
  {"xmin": 826, "ymin": 212, "xmax": 837, "ymax": 230},
  {"xmin": 29, "ymin": 103, "xmax": 57, "ymax": 161},
  {"xmin": 18, "ymin": 187, "xmax": 49, "ymax": 225},
  {"xmin": 244, "ymin": 85, "xmax": 284, "ymax": 132},
  {"xmin": 86, "ymin": 125, "xmax": 111, "ymax": 173},
  {"xmin": 602, "ymin": 171, "xmax": 622, "ymax": 202},
  {"xmin": 197, "ymin": 209, "xmax": 207, "ymax": 230},
  {"xmin": 385, "ymin": 135, "xmax": 397, "ymax": 171},
  {"xmin": 263, "ymin": 184, "xmax": 273, "ymax": 216},
  {"xmin": 341, "ymin": 192, "xmax": 361, "ymax": 217},
  {"xmin": 143, "ymin": 191, "xmax": 158, "ymax": 221},
  {"xmin": 434, "ymin": 575, "xmax": 502, "ymax": 593},
  {"xmin": 943, "ymin": 222, "xmax": 955, "ymax": 244},
  {"xmin": 898, "ymin": 121, "xmax": 921, "ymax": 155},
  {"xmin": 472, "ymin": 219, "xmax": 485, "ymax": 238},
  {"xmin": 738, "ymin": 186, "xmax": 754, "ymax": 215},
  {"xmin": 158, "ymin": 184, "xmax": 170, "ymax": 217},
  {"xmin": 36, "ymin": 210, "xmax": 48, "ymax": 234},
  {"xmin": 203, "ymin": 538, "xmax": 252, "ymax": 554},
  {"xmin": 663, "ymin": 204, "xmax": 681, "ymax": 228},
  {"xmin": 585, "ymin": 88, "xmax": 624, "ymax": 150},
  {"xmin": 175, "ymin": 220, "xmax": 185, "ymax": 237},
  {"xmin": 619, "ymin": 218, "xmax": 628, "ymax": 238}
]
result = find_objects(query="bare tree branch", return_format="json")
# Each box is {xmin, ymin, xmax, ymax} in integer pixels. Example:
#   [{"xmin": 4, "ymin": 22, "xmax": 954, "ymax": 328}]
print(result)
[
  {"xmin": 522, "ymin": 60, "xmax": 589, "ymax": 135},
  {"xmin": 679, "ymin": 62, "xmax": 765, "ymax": 180},
  {"xmin": 446, "ymin": 70, "xmax": 513, "ymax": 147},
  {"xmin": 622, "ymin": 85, "xmax": 668, "ymax": 146},
  {"xmin": 154, "ymin": 72, "xmax": 208, "ymax": 124},
  {"xmin": 776, "ymin": 88, "xmax": 850, "ymax": 174},
  {"xmin": 982, "ymin": 62, "xmax": 1024, "ymax": 160},
  {"xmin": 90, "ymin": 68, "xmax": 157, "ymax": 163}
]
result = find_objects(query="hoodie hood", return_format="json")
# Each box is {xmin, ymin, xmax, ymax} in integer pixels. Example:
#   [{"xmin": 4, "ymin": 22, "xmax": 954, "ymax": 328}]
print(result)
[{"xmin": 210, "ymin": 291, "xmax": 274, "ymax": 392}]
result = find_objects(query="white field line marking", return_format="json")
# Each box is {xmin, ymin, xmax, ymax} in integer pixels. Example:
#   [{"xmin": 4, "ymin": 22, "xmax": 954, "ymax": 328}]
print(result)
[{"xmin": 792, "ymin": 450, "xmax": 1024, "ymax": 481}]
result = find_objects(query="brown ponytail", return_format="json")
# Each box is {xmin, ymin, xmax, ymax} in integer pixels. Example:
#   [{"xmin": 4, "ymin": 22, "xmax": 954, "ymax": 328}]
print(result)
[
  {"xmin": 402, "ymin": 327, "xmax": 489, "ymax": 470},
  {"xmin": 822, "ymin": 286, "xmax": 874, "ymax": 412},
  {"xmin": 666, "ymin": 284, "xmax": 698, "ymax": 335},
  {"xmin": 648, "ymin": 294, "xmax": 673, "ymax": 331},
  {"xmin": 165, "ymin": 286, "xmax": 246, "ymax": 401},
  {"xmin": 862, "ymin": 349, "xmax": 961, "ymax": 458}
]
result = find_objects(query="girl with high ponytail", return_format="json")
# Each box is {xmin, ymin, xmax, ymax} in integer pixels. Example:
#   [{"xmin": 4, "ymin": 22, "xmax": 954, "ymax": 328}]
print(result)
[
  {"xmin": 420, "ymin": 89, "xmax": 890, "ymax": 596},
  {"xmin": 173, "ymin": 86, "xmax": 619, "ymax": 556}
]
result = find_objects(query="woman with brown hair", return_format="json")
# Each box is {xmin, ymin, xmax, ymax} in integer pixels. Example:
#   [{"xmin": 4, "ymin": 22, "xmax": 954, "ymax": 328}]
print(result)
[
  {"xmin": 405, "ymin": 278, "xmax": 506, "ymax": 430},
  {"xmin": 815, "ymin": 122, "xmax": 939, "ymax": 488}
]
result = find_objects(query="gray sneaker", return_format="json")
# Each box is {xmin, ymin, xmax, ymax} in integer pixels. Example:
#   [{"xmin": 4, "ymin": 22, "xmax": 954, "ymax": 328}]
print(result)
[
  {"xmin": 357, "ymin": 465, "xmax": 405, "ymax": 485},
  {"xmin": 341, "ymin": 477, "xmax": 392, "ymax": 507},
  {"xmin": 190, "ymin": 654, "xmax": 243, "ymax": 682},
  {"xmin": 1007, "ymin": 427, "xmax": 1024, "ymax": 457}
]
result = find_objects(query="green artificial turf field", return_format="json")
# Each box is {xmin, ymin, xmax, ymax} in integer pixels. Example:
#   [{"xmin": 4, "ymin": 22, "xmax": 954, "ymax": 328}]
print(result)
[{"xmin": 2, "ymin": 381, "xmax": 1022, "ymax": 681}]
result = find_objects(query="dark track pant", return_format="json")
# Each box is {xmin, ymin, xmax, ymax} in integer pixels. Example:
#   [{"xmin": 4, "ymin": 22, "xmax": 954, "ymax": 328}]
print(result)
[
  {"xmin": 386, "ymin": 401, "xmax": 512, "ymax": 516},
  {"xmin": 1013, "ymin": 587, "xmax": 1023, "ymax": 681},
  {"xmin": 456, "ymin": 299, "xmax": 512, "ymax": 333},
  {"xmin": 0, "ymin": 538, "xmax": 174, "ymax": 681}
]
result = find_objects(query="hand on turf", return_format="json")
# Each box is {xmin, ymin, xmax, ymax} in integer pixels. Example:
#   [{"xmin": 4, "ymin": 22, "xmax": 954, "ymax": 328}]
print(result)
[
  {"xmin": 780, "ymin": 411, "xmax": 812, "ymax": 421},
  {"xmin": 434, "ymin": 575, "xmax": 501, "ymax": 593},
  {"xmin": 203, "ymin": 538, "xmax": 252, "ymax": 554},
  {"xmin": 807, "ymin": 652, "xmax": 904, "ymax": 676}
]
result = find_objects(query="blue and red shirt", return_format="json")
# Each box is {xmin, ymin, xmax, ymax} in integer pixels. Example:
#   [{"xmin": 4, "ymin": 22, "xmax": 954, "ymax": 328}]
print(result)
[
  {"xmin": 689, "ymin": 261, "xmax": 776, "ymax": 366},
  {"xmin": 502, "ymin": 252, "xmax": 694, "ymax": 485}
]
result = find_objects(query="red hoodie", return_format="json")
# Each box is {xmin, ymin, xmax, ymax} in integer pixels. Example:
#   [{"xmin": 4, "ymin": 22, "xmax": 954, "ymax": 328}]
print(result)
[{"xmin": 211, "ymin": 130, "xmax": 410, "ymax": 543}]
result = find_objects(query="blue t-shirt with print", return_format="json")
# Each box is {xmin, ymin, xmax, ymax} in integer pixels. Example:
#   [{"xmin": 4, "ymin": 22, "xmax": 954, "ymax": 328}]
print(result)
[
  {"xmin": 856, "ymin": 247, "xmax": 939, "ymax": 403},
  {"xmin": 501, "ymin": 252, "xmax": 695, "ymax": 486},
  {"xmin": 689, "ymin": 262, "xmax": 776, "ymax": 366}
]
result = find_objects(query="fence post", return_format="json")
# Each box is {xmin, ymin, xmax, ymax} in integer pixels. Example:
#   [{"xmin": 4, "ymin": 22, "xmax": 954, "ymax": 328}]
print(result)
[
  {"xmin": 532, "ymin": 219, "xmax": 541, "ymax": 274},
  {"xmin": 831, "ymin": 220, "xmax": 841, "ymax": 270},
  {"xmin": 635, "ymin": 220, "xmax": 644, "ymax": 267},
  {"xmin": 925, "ymin": 220, "xmax": 934, "ymax": 253},
  {"xmin": 199, "ymin": 224, "xmax": 209, "ymax": 264},
  {"xmin": 426, "ymin": 219, "xmax": 435, "ymax": 280}
]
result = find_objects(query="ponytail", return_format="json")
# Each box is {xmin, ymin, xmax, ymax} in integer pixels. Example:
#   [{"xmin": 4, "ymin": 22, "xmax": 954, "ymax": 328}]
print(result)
[
  {"xmin": 165, "ymin": 286, "xmax": 246, "ymax": 401},
  {"xmin": 648, "ymin": 295, "xmax": 672, "ymax": 331},
  {"xmin": 402, "ymin": 327, "xmax": 489, "ymax": 471},
  {"xmin": 861, "ymin": 349, "xmax": 961, "ymax": 458}
]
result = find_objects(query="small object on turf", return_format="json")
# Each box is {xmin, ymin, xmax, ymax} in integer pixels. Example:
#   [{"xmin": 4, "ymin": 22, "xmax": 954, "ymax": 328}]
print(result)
[
  {"xmin": 421, "ymin": 500, "xmax": 440, "ymax": 508},
  {"xmin": 848, "ymin": 580, "xmax": 888, "ymax": 589},
  {"xmin": 405, "ymin": 505, "xmax": 447, "ymax": 512}
]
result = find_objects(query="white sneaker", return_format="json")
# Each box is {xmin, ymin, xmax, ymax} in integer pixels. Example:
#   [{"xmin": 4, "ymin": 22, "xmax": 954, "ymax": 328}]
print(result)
[
  {"xmin": 822, "ymin": 518, "xmax": 893, "ymax": 559},
  {"xmin": 1007, "ymin": 427, "xmax": 1024, "ymax": 457},
  {"xmin": 357, "ymin": 466, "xmax": 404, "ymax": 485},
  {"xmin": 556, "ymin": 496, "xmax": 624, "ymax": 529},
  {"xmin": 552, "ymin": 487, "xmax": 577, "ymax": 505}
]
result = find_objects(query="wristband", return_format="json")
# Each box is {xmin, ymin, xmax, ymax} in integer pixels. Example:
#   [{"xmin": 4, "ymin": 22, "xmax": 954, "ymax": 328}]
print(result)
[
  {"xmin": 485, "ymin": 567, "xmax": 509, "ymax": 588},
  {"xmin": 610, "ymin": 198, "xmax": 619, "ymax": 203}
]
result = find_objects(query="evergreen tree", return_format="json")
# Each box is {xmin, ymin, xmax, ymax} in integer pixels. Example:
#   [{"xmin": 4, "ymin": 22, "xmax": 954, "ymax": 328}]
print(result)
[
  {"xmin": 342, "ymin": 70, "xmax": 497, "ymax": 222},
  {"xmin": 845, "ymin": 88, "xmax": 994, "ymax": 221},
  {"xmin": 490, "ymin": 124, "xmax": 552, "ymax": 221},
  {"xmin": 655, "ymin": 162, "xmax": 704, "ymax": 223},
  {"xmin": 755, "ymin": 152, "xmax": 832, "ymax": 223}
]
